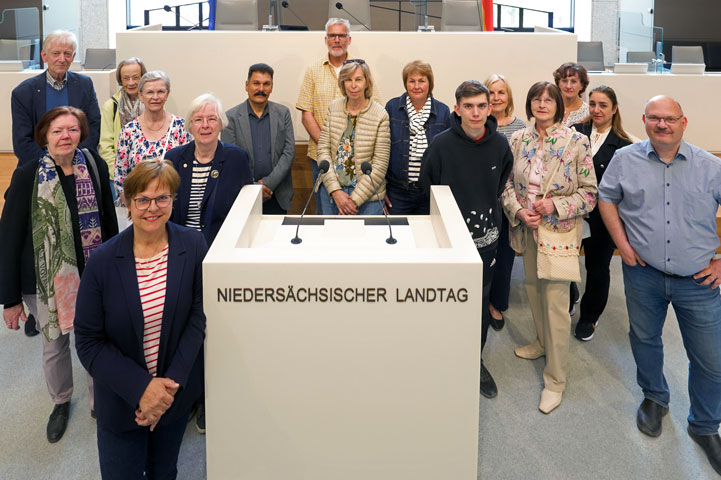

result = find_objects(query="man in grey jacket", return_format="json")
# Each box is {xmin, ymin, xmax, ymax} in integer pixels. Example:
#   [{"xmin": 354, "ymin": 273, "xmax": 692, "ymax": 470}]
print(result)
[{"xmin": 223, "ymin": 63, "xmax": 295, "ymax": 214}]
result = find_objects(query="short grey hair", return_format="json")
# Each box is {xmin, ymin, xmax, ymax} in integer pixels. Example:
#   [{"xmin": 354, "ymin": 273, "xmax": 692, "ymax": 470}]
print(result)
[
  {"xmin": 187, "ymin": 93, "xmax": 228, "ymax": 130},
  {"xmin": 43, "ymin": 30, "xmax": 77, "ymax": 53},
  {"xmin": 139, "ymin": 70, "xmax": 171, "ymax": 93},
  {"xmin": 325, "ymin": 18, "xmax": 351, "ymax": 34},
  {"xmin": 116, "ymin": 57, "xmax": 147, "ymax": 85}
]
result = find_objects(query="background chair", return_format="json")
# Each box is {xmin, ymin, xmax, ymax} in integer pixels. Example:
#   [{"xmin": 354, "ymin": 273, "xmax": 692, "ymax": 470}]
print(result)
[
  {"xmin": 577, "ymin": 41, "xmax": 604, "ymax": 71},
  {"xmin": 626, "ymin": 51, "xmax": 655, "ymax": 63},
  {"xmin": 440, "ymin": 0, "xmax": 482, "ymax": 31},
  {"xmin": 83, "ymin": 48, "xmax": 116, "ymax": 70},
  {"xmin": 672, "ymin": 45, "xmax": 704, "ymax": 63},
  {"xmin": 215, "ymin": 0, "xmax": 259, "ymax": 31},
  {"xmin": 328, "ymin": 0, "xmax": 371, "ymax": 31}
]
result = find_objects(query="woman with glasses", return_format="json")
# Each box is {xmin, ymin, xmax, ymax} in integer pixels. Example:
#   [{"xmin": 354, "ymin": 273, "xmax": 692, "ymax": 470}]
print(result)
[
  {"xmin": 98, "ymin": 57, "xmax": 147, "ymax": 184},
  {"xmin": 502, "ymin": 81, "xmax": 596, "ymax": 414},
  {"xmin": 75, "ymin": 160, "xmax": 207, "ymax": 479},
  {"xmin": 317, "ymin": 59, "xmax": 390, "ymax": 215},
  {"xmin": 571, "ymin": 85, "xmax": 633, "ymax": 342},
  {"xmin": 166, "ymin": 93, "xmax": 253, "ymax": 246},
  {"xmin": 384, "ymin": 60, "xmax": 450, "ymax": 215},
  {"xmin": 0, "ymin": 106, "xmax": 118, "ymax": 443},
  {"xmin": 114, "ymin": 71, "xmax": 191, "ymax": 214}
]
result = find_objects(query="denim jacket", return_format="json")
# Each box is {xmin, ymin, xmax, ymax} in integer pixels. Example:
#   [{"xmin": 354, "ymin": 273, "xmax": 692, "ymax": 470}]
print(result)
[{"xmin": 385, "ymin": 93, "xmax": 451, "ymax": 189}]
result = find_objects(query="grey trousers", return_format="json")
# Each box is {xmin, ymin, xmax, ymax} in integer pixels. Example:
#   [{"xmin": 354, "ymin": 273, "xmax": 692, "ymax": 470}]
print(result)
[{"xmin": 25, "ymin": 295, "xmax": 93, "ymax": 408}]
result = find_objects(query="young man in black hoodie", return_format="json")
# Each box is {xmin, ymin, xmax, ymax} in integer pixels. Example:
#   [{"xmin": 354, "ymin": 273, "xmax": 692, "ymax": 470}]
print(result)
[{"xmin": 419, "ymin": 80, "xmax": 514, "ymax": 399}]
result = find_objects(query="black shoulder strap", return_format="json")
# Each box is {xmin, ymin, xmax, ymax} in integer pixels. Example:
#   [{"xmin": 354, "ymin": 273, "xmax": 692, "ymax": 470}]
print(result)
[
  {"xmin": 81, "ymin": 148, "xmax": 102, "ymax": 196},
  {"xmin": 112, "ymin": 99, "xmax": 118, "ymax": 121}
]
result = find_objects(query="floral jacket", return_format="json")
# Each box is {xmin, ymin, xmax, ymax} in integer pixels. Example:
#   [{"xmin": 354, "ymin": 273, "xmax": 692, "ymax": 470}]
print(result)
[{"xmin": 501, "ymin": 120, "xmax": 597, "ymax": 253}]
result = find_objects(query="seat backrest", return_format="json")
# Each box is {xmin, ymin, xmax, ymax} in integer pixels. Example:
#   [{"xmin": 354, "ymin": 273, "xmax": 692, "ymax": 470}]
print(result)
[
  {"xmin": 626, "ymin": 51, "xmax": 655, "ymax": 63},
  {"xmin": 577, "ymin": 41, "xmax": 604, "ymax": 71},
  {"xmin": 441, "ymin": 0, "xmax": 482, "ymax": 31},
  {"xmin": 328, "ymin": 0, "xmax": 371, "ymax": 31},
  {"xmin": 215, "ymin": 0, "xmax": 259, "ymax": 31},
  {"xmin": 83, "ymin": 48, "xmax": 116, "ymax": 70},
  {"xmin": 672, "ymin": 45, "xmax": 704, "ymax": 64}
]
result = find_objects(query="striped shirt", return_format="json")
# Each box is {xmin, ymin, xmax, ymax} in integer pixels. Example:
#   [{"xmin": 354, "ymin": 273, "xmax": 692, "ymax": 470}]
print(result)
[
  {"xmin": 406, "ymin": 95, "xmax": 431, "ymax": 183},
  {"xmin": 496, "ymin": 116, "xmax": 526, "ymax": 143},
  {"xmin": 185, "ymin": 159, "xmax": 213, "ymax": 231},
  {"xmin": 136, "ymin": 245, "xmax": 169, "ymax": 376}
]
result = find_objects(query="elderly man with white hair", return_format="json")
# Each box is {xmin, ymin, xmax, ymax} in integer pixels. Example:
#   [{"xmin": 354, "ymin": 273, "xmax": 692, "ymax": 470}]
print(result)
[
  {"xmin": 11, "ymin": 30, "xmax": 101, "ymax": 169},
  {"xmin": 9, "ymin": 30, "xmax": 101, "ymax": 338}
]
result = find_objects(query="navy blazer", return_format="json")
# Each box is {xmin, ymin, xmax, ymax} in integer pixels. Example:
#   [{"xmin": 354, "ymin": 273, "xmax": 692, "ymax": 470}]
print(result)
[
  {"xmin": 167, "ymin": 141, "xmax": 253, "ymax": 245},
  {"xmin": 75, "ymin": 222, "xmax": 207, "ymax": 433},
  {"xmin": 11, "ymin": 71, "xmax": 101, "ymax": 166}
]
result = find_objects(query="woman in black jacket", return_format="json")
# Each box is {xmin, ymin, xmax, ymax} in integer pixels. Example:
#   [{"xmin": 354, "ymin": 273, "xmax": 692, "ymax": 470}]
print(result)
[
  {"xmin": 572, "ymin": 85, "xmax": 633, "ymax": 342},
  {"xmin": 0, "ymin": 106, "xmax": 118, "ymax": 443}
]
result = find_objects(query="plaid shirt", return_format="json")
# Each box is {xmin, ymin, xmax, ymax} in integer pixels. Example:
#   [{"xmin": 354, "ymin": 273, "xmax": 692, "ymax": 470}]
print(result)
[
  {"xmin": 45, "ymin": 70, "xmax": 68, "ymax": 91},
  {"xmin": 296, "ymin": 54, "xmax": 379, "ymax": 159}
]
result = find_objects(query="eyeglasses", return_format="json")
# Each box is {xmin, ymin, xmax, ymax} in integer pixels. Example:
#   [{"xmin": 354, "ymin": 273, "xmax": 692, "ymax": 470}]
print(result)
[
  {"xmin": 327, "ymin": 33, "xmax": 348, "ymax": 39},
  {"xmin": 133, "ymin": 195, "xmax": 173, "ymax": 210},
  {"xmin": 191, "ymin": 116, "xmax": 219, "ymax": 126},
  {"xmin": 343, "ymin": 59, "xmax": 366, "ymax": 66},
  {"xmin": 646, "ymin": 115, "xmax": 683, "ymax": 125},
  {"xmin": 531, "ymin": 97, "xmax": 555, "ymax": 105}
]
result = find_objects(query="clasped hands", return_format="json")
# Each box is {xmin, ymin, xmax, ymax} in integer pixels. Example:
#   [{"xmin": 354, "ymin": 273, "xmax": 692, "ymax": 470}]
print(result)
[
  {"xmin": 516, "ymin": 198, "xmax": 557, "ymax": 228},
  {"xmin": 135, "ymin": 377, "xmax": 180, "ymax": 431}
]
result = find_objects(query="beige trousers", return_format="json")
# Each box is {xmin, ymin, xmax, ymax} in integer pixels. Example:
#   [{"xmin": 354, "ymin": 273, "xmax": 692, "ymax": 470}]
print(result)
[{"xmin": 522, "ymin": 228, "xmax": 572, "ymax": 392}]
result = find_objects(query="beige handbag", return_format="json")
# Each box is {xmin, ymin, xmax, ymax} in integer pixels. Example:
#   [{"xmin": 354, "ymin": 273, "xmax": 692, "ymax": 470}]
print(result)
[{"xmin": 535, "ymin": 135, "xmax": 581, "ymax": 283}]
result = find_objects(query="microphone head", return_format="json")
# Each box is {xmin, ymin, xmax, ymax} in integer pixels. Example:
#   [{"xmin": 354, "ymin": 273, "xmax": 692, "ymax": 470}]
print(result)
[
  {"xmin": 163, "ymin": 5, "xmax": 172, "ymax": 11},
  {"xmin": 336, "ymin": 2, "xmax": 343, "ymax": 10},
  {"xmin": 361, "ymin": 161, "xmax": 372, "ymax": 175},
  {"xmin": 282, "ymin": 1, "xmax": 288, "ymax": 7},
  {"xmin": 318, "ymin": 160, "xmax": 330, "ymax": 174}
]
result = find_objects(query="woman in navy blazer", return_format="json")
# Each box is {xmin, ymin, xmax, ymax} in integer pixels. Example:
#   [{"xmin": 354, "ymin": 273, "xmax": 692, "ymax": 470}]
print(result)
[
  {"xmin": 572, "ymin": 85, "xmax": 633, "ymax": 342},
  {"xmin": 75, "ymin": 160, "xmax": 207, "ymax": 479},
  {"xmin": 167, "ymin": 93, "xmax": 253, "ymax": 246}
]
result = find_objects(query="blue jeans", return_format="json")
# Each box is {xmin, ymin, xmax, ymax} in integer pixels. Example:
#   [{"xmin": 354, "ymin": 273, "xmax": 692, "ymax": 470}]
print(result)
[
  {"xmin": 97, "ymin": 411, "xmax": 190, "ymax": 480},
  {"xmin": 318, "ymin": 185, "xmax": 384, "ymax": 215},
  {"xmin": 386, "ymin": 182, "xmax": 429, "ymax": 215},
  {"xmin": 311, "ymin": 158, "xmax": 323, "ymax": 215},
  {"xmin": 622, "ymin": 262, "xmax": 721, "ymax": 435}
]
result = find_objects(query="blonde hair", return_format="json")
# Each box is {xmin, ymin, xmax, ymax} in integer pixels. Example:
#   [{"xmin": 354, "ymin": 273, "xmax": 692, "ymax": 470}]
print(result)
[
  {"xmin": 338, "ymin": 60, "xmax": 373, "ymax": 99},
  {"xmin": 484, "ymin": 74, "xmax": 515, "ymax": 117}
]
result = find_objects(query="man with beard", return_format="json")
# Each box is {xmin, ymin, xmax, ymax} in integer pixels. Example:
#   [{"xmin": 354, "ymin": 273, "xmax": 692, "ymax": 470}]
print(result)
[
  {"xmin": 599, "ymin": 95, "xmax": 721, "ymax": 476},
  {"xmin": 224, "ymin": 63, "xmax": 295, "ymax": 214},
  {"xmin": 419, "ymin": 80, "xmax": 513, "ymax": 399}
]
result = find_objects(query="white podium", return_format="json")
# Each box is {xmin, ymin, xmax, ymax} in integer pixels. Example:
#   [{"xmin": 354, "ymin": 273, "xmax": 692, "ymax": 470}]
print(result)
[{"xmin": 203, "ymin": 185, "xmax": 482, "ymax": 479}]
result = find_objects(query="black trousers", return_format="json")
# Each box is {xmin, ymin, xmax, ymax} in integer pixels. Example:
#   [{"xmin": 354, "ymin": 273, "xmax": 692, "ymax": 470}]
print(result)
[
  {"xmin": 489, "ymin": 214, "xmax": 515, "ymax": 312},
  {"xmin": 479, "ymin": 247, "xmax": 497, "ymax": 352},
  {"xmin": 579, "ymin": 213, "xmax": 616, "ymax": 325}
]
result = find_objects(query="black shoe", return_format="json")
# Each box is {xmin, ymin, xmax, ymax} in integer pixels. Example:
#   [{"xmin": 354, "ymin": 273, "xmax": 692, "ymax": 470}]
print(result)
[
  {"xmin": 569, "ymin": 283, "xmax": 580, "ymax": 313},
  {"xmin": 574, "ymin": 321, "xmax": 598, "ymax": 342},
  {"xmin": 636, "ymin": 398, "xmax": 668, "ymax": 437},
  {"xmin": 688, "ymin": 425, "xmax": 721, "ymax": 476},
  {"xmin": 90, "ymin": 409, "xmax": 96, "ymax": 420},
  {"xmin": 479, "ymin": 363, "xmax": 498, "ymax": 399},
  {"xmin": 489, "ymin": 312, "xmax": 505, "ymax": 331},
  {"xmin": 196, "ymin": 402, "xmax": 206, "ymax": 434},
  {"xmin": 24, "ymin": 314, "xmax": 39, "ymax": 337},
  {"xmin": 47, "ymin": 402, "xmax": 70, "ymax": 443}
]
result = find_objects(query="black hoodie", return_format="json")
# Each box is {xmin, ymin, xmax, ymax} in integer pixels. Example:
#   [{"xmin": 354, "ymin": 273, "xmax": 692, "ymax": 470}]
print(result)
[{"xmin": 419, "ymin": 112, "xmax": 513, "ymax": 253}]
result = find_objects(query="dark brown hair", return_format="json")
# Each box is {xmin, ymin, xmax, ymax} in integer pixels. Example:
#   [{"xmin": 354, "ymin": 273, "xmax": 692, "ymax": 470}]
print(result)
[
  {"xmin": 552, "ymin": 62, "xmax": 589, "ymax": 96},
  {"xmin": 34, "ymin": 106, "xmax": 89, "ymax": 147},
  {"xmin": 454, "ymin": 80, "xmax": 490, "ymax": 104},
  {"xmin": 588, "ymin": 85, "xmax": 632, "ymax": 143},
  {"xmin": 123, "ymin": 160, "xmax": 180, "ymax": 212},
  {"xmin": 525, "ymin": 81, "xmax": 565, "ymax": 124}
]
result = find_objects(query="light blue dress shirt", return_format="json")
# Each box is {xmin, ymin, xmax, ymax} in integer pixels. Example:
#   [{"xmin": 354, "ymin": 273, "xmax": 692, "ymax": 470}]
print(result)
[{"xmin": 598, "ymin": 139, "xmax": 721, "ymax": 276}]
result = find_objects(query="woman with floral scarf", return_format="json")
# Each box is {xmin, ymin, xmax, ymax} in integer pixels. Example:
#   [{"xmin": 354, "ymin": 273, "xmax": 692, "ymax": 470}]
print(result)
[{"xmin": 0, "ymin": 106, "xmax": 118, "ymax": 443}]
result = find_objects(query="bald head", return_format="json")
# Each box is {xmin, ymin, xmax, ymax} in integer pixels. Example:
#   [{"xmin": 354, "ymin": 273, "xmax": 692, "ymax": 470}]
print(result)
[
  {"xmin": 643, "ymin": 95, "xmax": 687, "ymax": 155},
  {"xmin": 644, "ymin": 95, "xmax": 683, "ymax": 116}
]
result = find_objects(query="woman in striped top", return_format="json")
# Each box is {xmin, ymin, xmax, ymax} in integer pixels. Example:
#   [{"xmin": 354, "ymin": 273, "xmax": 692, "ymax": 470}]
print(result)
[
  {"xmin": 484, "ymin": 74, "xmax": 526, "ymax": 332},
  {"xmin": 384, "ymin": 60, "xmax": 451, "ymax": 215},
  {"xmin": 75, "ymin": 160, "xmax": 207, "ymax": 479}
]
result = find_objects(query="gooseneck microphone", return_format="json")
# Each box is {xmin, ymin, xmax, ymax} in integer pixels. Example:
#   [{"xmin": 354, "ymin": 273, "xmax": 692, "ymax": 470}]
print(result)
[
  {"xmin": 335, "ymin": 2, "xmax": 371, "ymax": 31},
  {"xmin": 291, "ymin": 160, "xmax": 330, "ymax": 245},
  {"xmin": 361, "ymin": 161, "xmax": 396, "ymax": 245},
  {"xmin": 281, "ymin": 1, "xmax": 309, "ymax": 29},
  {"xmin": 163, "ymin": 5, "xmax": 204, "ymax": 30}
]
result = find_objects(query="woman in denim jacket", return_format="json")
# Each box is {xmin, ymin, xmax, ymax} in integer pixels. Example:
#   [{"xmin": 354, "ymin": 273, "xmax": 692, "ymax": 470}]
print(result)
[{"xmin": 384, "ymin": 61, "xmax": 450, "ymax": 214}]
